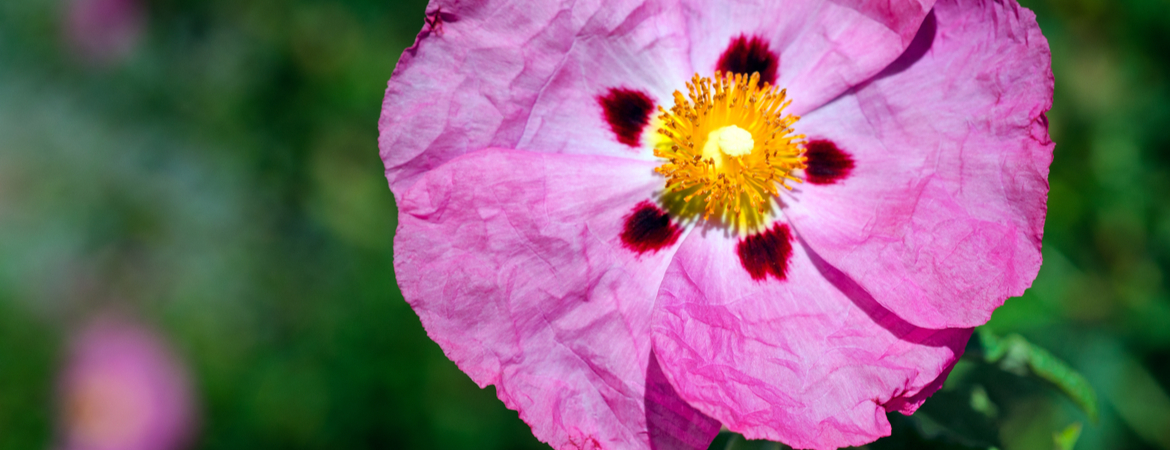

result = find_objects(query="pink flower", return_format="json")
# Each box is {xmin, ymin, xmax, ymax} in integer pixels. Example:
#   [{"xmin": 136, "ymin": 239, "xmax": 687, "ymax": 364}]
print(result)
[
  {"xmin": 58, "ymin": 316, "xmax": 195, "ymax": 450},
  {"xmin": 64, "ymin": 0, "xmax": 144, "ymax": 65},
  {"xmin": 379, "ymin": 0, "xmax": 1052, "ymax": 448}
]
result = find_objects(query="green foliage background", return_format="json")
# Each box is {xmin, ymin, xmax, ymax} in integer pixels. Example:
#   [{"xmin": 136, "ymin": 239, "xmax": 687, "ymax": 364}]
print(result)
[{"xmin": 1, "ymin": 0, "xmax": 1168, "ymax": 448}]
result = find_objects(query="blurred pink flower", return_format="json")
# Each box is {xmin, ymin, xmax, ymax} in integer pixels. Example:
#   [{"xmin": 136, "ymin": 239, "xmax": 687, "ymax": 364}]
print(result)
[
  {"xmin": 379, "ymin": 0, "xmax": 1052, "ymax": 448},
  {"xmin": 64, "ymin": 0, "xmax": 144, "ymax": 65},
  {"xmin": 59, "ymin": 316, "xmax": 195, "ymax": 450}
]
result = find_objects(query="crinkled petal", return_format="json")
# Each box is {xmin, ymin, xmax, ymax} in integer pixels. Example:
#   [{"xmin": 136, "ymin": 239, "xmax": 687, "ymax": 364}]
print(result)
[
  {"xmin": 395, "ymin": 148, "xmax": 718, "ymax": 450},
  {"xmin": 785, "ymin": 0, "xmax": 1053, "ymax": 329},
  {"xmin": 646, "ymin": 349, "xmax": 723, "ymax": 450},
  {"xmin": 380, "ymin": 0, "xmax": 691, "ymax": 197},
  {"xmin": 680, "ymin": 0, "xmax": 935, "ymax": 114},
  {"xmin": 651, "ymin": 227, "xmax": 970, "ymax": 449}
]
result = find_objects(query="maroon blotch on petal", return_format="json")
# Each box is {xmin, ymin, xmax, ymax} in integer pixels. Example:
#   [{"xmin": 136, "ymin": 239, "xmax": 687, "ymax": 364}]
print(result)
[
  {"xmin": 715, "ymin": 35, "xmax": 779, "ymax": 86},
  {"xmin": 621, "ymin": 201, "xmax": 681, "ymax": 254},
  {"xmin": 599, "ymin": 88, "xmax": 655, "ymax": 147},
  {"xmin": 736, "ymin": 223, "xmax": 793, "ymax": 281},
  {"xmin": 804, "ymin": 139, "xmax": 855, "ymax": 185}
]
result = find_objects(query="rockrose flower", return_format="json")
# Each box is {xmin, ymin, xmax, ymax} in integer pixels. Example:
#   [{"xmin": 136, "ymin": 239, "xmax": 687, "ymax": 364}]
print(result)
[
  {"xmin": 58, "ymin": 316, "xmax": 195, "ymax": 450},
  {"xmin": 379, "ymin": 0, "xmax": 1052, "ymax": 448},
  {"xmin": 64, "ymin": 0, "xmax": 144, "ymax": 65}
]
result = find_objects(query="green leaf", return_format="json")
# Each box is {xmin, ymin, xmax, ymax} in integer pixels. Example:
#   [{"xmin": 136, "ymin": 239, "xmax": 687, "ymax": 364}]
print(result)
[
  {"xmin": 712, "ymin": 433, "xmax": 790, "ymax": 450},
  {"xmin": 1053, "ymin": 423, "xmax": 1082, "ymax": 450},
  {"xmin": 862, "ymin": 413, "xmax": 999, "ymax": 450},
  {"xmin": 976, "ymin": 330, "xmax": 1099, "ymax": 422},
  {"xmin": 968, "ymin": 385, "xmax": 999, "ymax": 419}
]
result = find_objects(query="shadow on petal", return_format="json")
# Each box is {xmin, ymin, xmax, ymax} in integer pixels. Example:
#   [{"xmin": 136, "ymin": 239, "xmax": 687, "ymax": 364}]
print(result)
[
  {"xmin": 800, "ymin": 237, "xmax": 970, "ymax": 349},
  {"xmin": 645, "ymin": 350, "xmax": 721, "ymax": 450},
  {"xmin": 876, "ymin": 10, "xmax": 938, "ymax": 80}
]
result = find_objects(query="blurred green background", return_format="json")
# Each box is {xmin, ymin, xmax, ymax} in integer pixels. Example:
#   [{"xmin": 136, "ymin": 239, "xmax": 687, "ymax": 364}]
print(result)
[{"xmin": 1, "ymin": 0, "xmax": 1168, "ymax": 449}]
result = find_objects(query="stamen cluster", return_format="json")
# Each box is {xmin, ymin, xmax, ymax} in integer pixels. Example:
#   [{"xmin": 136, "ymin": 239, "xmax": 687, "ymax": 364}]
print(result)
[{"xmin": 655, "ymin": 71, "xmax": 806, "ymax": 224}]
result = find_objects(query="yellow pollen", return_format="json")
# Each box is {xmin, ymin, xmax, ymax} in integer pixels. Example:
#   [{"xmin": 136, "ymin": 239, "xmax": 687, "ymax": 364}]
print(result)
[{"xmin": 653, "ymin": 71, "xmax": 807, "ymax": 225}]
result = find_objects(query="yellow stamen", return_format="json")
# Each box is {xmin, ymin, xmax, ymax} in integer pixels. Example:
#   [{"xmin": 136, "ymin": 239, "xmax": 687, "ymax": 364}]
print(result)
[{"xmin": 654, "ymin": 71, "xmax": 807, "ymax": 226}]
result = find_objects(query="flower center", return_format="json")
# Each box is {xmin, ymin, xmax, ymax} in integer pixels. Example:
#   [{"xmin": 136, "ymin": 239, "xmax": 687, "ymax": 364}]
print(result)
[
  {"xmin": 654, "ymin": 71, "xmax": 806, "ymax": 225},
  {"xmin": 709, "ymin": 125, "xmax": 754, "ymax": 157}
]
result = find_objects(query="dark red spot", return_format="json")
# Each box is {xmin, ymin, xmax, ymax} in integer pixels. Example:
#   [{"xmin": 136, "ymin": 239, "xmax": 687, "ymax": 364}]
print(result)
[
  {"xmin": 804, "ymin": 139, "xmax": 855, "ymax": 185},
  {"xmin": 598, "ymin": 88, "xmax": 655, "ymax": 147},
  {"xmin": 424, "ymin": 7, "xmax": 448, "ymax": 36},
  {"xmin": 621, "ymin": 201, "xmax": 681, "ymax": 254},
  {"xmin": 736, "ymin": 223, "xmax": 793, "ymax": 281},
  {"xmin": 716, "ymin": 35, "xmax": 779, "ymax": 86}
]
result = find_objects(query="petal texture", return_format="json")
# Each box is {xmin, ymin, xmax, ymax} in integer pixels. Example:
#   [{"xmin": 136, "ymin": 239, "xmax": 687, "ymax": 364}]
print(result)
[
  {"xmin": 651, "ymin": 228, "xmax": 970, "ymax": 449},
  {"xmin": 786, "ymin": 0, "xmax": 1054, "ymax": 328},
  {"xmin": 395, "ymin": 149, "xmax": 716, "ymax": 450},
  {"xmin": 680, "ymin": 0, "xmax": 935, "ymax": 114},
  {"xmin": 380, "ymin": 0, "xmax": 691, "ymax": 197}
]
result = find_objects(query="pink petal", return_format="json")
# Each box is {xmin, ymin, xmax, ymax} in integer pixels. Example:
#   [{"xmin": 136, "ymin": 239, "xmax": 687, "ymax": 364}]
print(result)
[
  {"xmin": 651, "ymin": 228, "xmax": 970, "ymax": 450},
  {"xmin": 785, "ymin": 0, "xmax": 1053, "ymax": 329},
  {"xmin": 680, "ymin": 0, "xmax": 936, "ymax": 114},
  {"xmin": 646, "ymin": 350, "xmax": 723, "ymax": 450},
  {"xmin": 395, "ymin": 149, "xmax": 717, "ymax": 450},
  {"xmin": 379, "ymin": 0, "xmax": 691, "ymax": 197}
]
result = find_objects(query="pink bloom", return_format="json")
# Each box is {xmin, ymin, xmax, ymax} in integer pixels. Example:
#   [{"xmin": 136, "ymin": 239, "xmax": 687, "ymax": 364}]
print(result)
[
  {"xmin": 64, "ymin": 0, "xmax": 144, "ymax": 65},
  {"xmin": 58, "ymin": 316, "xmax": 195, "ymax": 450},
  {"xmin": 379, "ymin": 0, "xmax": 1052, "ymax": 448}
]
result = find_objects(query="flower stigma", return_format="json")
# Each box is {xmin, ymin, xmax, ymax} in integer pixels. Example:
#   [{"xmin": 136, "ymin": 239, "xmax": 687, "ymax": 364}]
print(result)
[
  {"xmin": 710, "ymin": 125, "xmax": 754, "ymax": 157},
  {"xmin": 654, "ymin": 71, "xmax": 807, "ymax": 229}
]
